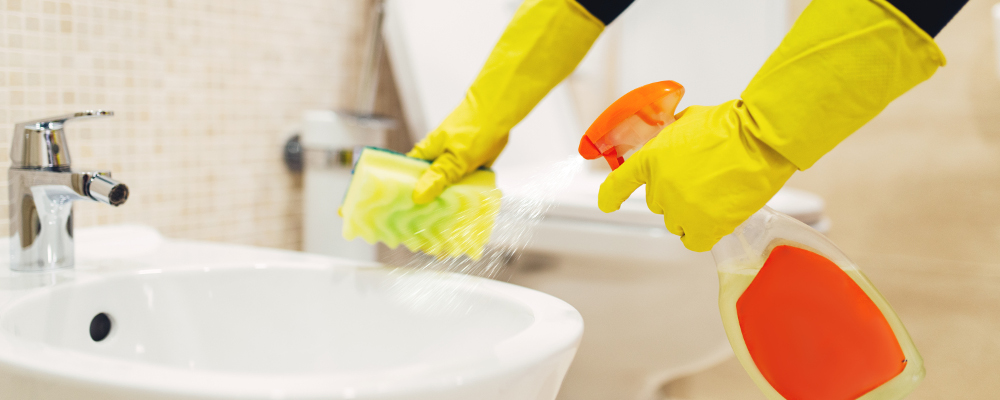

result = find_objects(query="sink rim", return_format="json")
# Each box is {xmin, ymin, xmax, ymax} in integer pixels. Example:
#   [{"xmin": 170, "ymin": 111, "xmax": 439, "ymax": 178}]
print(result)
[{"xmin": 0, "ymin": 261, "xmax": 583, "ymax": 398}]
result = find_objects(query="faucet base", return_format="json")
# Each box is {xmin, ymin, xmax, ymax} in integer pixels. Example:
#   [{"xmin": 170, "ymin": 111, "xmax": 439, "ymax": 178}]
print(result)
[{"xmin": 9, "ymin": 184, "xmax": 77, "ymax": 272}]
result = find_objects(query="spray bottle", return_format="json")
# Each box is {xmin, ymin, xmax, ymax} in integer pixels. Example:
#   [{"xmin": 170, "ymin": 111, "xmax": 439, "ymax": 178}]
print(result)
[{"xmin": 580, "ymin": 81, "xmax": 924, "ymax": 400}]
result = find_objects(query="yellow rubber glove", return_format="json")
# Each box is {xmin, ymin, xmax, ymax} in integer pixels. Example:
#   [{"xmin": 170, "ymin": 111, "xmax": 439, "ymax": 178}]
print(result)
[
  {"xmin": 599, "ymin": 0, "xmax": 945, "ymax": 252},
  {"xmin": 407, "ymin": 0, "xmax": 603, "ymax": 204}
]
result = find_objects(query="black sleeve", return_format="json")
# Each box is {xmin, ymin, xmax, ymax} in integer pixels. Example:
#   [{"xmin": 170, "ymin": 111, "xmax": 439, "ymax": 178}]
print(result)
[
  {"xmin": 885, "ymin": 0, "xmax": 968, "ymax": 37},
  {"xmin": 575, "ymin": 0, "xmax": 636, "ymax": 25},
  {"xmin": 577, "ymin": 0, "xmax": 966, "ymax": 36}
]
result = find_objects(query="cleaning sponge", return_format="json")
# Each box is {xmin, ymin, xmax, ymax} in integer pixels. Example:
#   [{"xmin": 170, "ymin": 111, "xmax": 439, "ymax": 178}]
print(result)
[{"xmin": 340, "ymin": 147, "xmax": 501, "ymax": 259}]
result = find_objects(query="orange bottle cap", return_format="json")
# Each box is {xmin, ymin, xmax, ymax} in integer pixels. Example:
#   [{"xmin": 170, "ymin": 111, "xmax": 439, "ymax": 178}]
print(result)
[{"xmin": 579, "ymin": 80, "xmax": 684, "ymax": 169}]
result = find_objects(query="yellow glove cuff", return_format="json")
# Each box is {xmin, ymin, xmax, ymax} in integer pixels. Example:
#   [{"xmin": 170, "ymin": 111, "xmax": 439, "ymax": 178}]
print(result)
[
  {"xmin": 457, "ymin": 0, "xmax": 603, "ymax": 129},
  {"xmin": 742, "ymin": 0, "xmax": 946, "ymax": 169}
]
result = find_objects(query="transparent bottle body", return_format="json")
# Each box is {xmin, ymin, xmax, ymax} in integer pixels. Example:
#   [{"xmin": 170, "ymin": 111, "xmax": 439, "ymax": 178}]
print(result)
[{"xmin": 711, "ymin": 206, "xmax": 924, "ymax": 400}]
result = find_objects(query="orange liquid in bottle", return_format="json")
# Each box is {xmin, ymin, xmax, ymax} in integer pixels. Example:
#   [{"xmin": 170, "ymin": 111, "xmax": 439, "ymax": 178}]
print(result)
[{"xmin": 736, "ymin": 245, "xmax": 906, "ymax": 400}]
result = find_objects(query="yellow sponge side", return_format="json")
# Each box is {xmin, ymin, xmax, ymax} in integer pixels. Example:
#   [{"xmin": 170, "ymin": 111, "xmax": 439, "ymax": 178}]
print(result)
[{"xmin": 340, "ymin": 148, "xmax": 501, "ymax": 260}]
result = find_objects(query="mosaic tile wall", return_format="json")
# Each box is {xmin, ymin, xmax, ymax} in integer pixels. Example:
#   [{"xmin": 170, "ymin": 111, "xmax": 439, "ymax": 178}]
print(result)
[{"xmin": 0, "ymin": 0, "xmax": 374, "ymax": 249}]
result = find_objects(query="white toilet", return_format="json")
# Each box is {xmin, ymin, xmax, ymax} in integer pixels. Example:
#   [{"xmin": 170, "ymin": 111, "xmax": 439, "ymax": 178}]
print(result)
[{"xmin": 382, "ymin": 1, "xmax": 821, "ymax": 398}]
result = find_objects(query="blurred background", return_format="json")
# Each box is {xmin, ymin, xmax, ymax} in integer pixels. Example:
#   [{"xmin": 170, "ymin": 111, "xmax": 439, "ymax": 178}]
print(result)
[{"xmin": 0, "ymin": 0, "xmax": 998, "ymax": 398}]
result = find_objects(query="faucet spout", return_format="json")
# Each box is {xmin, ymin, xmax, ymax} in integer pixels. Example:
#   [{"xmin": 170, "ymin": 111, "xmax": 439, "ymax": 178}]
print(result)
[{"xmin": 85, "ymin": 174, "xmax": 128, "ymax": 206}]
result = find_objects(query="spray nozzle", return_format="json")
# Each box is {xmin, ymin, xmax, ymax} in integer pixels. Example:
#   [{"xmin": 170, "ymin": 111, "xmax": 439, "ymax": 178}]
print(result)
[{"xmin": 579, "ymin": 81, "xmax": 685, "ymax": 170}]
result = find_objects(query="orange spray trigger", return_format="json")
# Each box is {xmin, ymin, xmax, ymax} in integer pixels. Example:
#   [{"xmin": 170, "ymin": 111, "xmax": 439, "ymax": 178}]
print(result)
[{"xmin": 579, "ymin": 80, "xmax": 684, "ymax": 170}]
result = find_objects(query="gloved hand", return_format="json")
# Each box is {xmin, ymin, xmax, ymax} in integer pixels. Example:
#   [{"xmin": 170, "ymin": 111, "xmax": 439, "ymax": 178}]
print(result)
[
  {"xmin": 599, "ymin": 0, "xmax": 945, "ymax": 251},
  {"xmin": 406, "ymin": 109, "xmax": 510, "ymax": 205},
  {"xmin": 598, "ymin": 101, "xmax": 797, "ymax": 252},
  {"xmin": 407, "ymin": 0, "xmax": 604, "ymax": 204}
]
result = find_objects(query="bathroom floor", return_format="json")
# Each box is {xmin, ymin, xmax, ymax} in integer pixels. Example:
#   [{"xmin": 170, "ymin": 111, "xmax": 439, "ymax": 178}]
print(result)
[
  {"xmin": 657, "ymin": 1, "xmax": 1000, "ymax": 398},
  {"xmin": 661, "ymin": 254, "xmax": 1000, "ymax": 399}
]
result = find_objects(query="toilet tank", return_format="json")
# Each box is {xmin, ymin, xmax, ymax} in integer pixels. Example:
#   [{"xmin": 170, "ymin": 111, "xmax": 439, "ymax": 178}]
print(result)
[{"xmin": 615, "ymin": 0, "xmax": 787, "ymax": 106}]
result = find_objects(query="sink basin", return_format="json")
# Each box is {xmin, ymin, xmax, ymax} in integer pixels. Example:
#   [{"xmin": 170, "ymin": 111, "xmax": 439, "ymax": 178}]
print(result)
[{"xmin": 0, "ymin": 229, "xmax": 583, "ymax": 400}]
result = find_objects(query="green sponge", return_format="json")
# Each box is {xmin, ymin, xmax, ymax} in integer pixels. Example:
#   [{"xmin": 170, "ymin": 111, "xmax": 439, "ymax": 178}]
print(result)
[{"xmin": 340, "ymin": 147, "xmax": 501, "ymax": 259}]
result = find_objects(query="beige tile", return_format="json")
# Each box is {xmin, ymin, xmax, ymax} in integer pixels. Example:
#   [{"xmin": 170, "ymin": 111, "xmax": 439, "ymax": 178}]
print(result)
[{"xmin": 0, "ymin": 0, "xmax": 382, "ymax": 250}]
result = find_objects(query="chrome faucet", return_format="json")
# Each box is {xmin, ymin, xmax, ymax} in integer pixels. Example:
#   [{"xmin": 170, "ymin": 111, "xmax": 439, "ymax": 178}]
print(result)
[{"xmin": 9, "ymin": 111, "xmax": 129, "ymax": 271}]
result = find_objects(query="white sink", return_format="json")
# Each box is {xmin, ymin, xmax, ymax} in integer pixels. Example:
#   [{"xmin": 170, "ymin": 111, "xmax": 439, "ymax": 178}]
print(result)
[{"xmin": 0, "ymin": 227, "xmax": 583, "ymax": 400}]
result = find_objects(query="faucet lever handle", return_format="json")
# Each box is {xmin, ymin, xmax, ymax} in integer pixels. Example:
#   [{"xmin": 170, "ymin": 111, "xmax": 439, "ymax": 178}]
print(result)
[
  {"xmin": 11, "ymin": 110, "xmax": 114, "ymax": 169},
  {"xmin": 15, "ymin": 110, "xmax": 114, "ymax": 129}
]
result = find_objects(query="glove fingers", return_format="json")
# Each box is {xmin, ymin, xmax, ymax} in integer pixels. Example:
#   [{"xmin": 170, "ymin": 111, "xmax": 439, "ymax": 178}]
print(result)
[
  {"xmin": 663, "ymin": 215, "xmax": 684, "ymax": 237},
  {"xmin": 407, "ymin": 133, "xmax": 445, "ymax": 160},
  {"xmin": 661, "ymin": 206, "xmax": 721, "ymax": 252},
  {"xmin": 647, "ymin": 189, "xmax": 664, "ymax": 215},
  {"xmin": 413, "ymin": 170, "xmax": 447, "ymax": 205},
  {"xmin": 671, "ymin": 213, "xmax": 725, "ymax": 252},
  {"xmin": 413, "ymin": 152, "xmax": 465, "ymax": 205},
  {"xmin": 598, "ymin": 160, "xmax": 645, "ymax": 213},
  {"xmin": 679, "ymin": 232, "xmax": 721, "ymax": 253}
]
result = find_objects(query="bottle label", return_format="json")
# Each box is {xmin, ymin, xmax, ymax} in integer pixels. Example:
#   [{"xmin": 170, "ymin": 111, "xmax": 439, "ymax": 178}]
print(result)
[{"xmin": 736, "ymin": 245, "xmax": 906, "ymax": 399}]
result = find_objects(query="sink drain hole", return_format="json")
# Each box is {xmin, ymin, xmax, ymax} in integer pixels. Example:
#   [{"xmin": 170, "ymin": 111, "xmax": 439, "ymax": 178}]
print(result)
[{"xmin": 90, "ymin": 313, "xmax": 112, "ymax": 342}]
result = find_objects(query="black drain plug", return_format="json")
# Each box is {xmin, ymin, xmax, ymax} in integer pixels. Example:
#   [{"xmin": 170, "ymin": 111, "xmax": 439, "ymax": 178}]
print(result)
[{"xmin": 90, "ymin": 313, "xmax": 112, "ymax": 342}]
